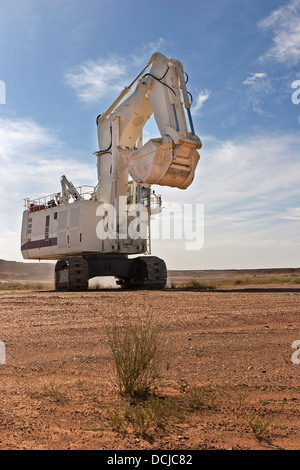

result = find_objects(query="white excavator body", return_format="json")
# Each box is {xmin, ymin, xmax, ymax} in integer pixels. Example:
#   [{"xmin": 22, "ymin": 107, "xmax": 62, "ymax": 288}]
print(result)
[{"xmin": 20, "ymin": 52, "xmax": 202, "ymax": 290}]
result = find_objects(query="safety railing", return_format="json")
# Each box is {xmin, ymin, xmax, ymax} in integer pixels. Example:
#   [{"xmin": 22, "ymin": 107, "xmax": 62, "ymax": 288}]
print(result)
[{"xmin": 23, "ymin": 185, "xmax": 96, "ymax": 212}]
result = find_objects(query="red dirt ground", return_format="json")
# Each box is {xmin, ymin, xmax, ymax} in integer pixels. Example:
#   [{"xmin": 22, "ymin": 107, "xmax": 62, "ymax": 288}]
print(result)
[{"xmin": 0, "ymin": 275, "xmax": 299, "ymax": 450}]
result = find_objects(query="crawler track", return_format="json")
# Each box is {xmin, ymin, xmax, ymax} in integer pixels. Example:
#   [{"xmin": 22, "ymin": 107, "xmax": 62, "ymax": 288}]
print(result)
[
  {"xmin": 55, "ymin": 257, "xmax": 89, "ymax": 291},
  {"xmin": 141, "ymin": 256, "xmax": 167, "ymax": 289},
  {"xmin": 117, "ymin": 256, "xmax": 167, "ymax": 290},
  {"xmin": 55, "ymin": 255, "xmax": 167, "ymax": 291}
]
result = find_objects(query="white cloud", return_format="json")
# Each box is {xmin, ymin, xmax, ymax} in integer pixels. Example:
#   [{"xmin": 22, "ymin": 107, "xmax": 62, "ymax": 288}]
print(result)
[
  {"xmin": 64, "ymin": 57, "xmax": 127, "ymax": 103},
  {"xmin": 131, "ymin": 38, "xmax": 167, "ymax": 67},
  {"xmin": 251, "ymin": 98, "xmax": 272, "ymax": 117},
  {"xmin": 153, "ymin": 132, "xmax": 300, "ymax": 268},
  {"xmin": 243, "ymin": 73, "xmax": 267, "ymax": 85},
  {"xmin": 259, "ymin": 0, "xmax": 300, "ymax": 65},
  {"xmin": 242, "ymin": 72, "xmax": 272, "ymax": 115},
  {"xmin": 192, "ymin": 89, "xmax": 211, "ymax": 113},
  {"xmin": 64, "ymin": 39, "xmax": 168, "ymax": 103},
  {"xmin": 0, "ymin": 118, "xmax": 58, "ymax": 158},
  {"xmin": 156, "ymin": 131, "xmax": 300, "ymax": 236},
  {"xmin": 0, "ymin": 118, "xmax": 95, "ymax": 194},
  {"xmin": 283, "ymin": 207, "xmax": 300, "ymax": 220},
  {"xmin": 0, "ymin": 117, "xmax": 95, "ymax": 260},
  {"xmin": 202, "ymin": 133, "xmax": 300, "ymax": 206}
]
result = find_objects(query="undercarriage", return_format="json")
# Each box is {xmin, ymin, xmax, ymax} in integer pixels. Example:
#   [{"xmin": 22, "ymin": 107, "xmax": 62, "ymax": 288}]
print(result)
[{"xmin": 54, "ymin": 254, "xmax": 167, "ymax": 291}]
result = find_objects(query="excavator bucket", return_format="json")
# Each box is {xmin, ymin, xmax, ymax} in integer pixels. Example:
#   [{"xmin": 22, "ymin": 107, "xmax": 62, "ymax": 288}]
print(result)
[
  {"xmin": 155, "ymin": 140, "xmax": 200, "ymax": 189},
  {"xmin": 119, "ymin": 138, "xmax": 200, "ymax": 190}
]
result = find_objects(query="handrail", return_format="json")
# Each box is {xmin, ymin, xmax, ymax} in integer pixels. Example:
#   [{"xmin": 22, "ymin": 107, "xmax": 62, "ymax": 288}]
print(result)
[{"xmin": 24, "ymin": 185, "xmax": 95, "ymax": 211}]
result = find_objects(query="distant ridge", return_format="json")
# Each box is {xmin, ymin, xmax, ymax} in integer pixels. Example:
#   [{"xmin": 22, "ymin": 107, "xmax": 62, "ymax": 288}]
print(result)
[
  {"xmin": 0, "ymin": 259, "xmax": 54, "ymax": 282},
  {"xmin": 168, "ymin": 267, "xmax": 300, "ymax": 281},
  {"xmin": 0, "ymin": 259, "xmax": 299, "ymax": 283}
]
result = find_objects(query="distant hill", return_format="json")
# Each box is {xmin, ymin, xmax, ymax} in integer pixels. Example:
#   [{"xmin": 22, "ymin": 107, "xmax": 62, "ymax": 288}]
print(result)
[
  {"xmin": 0, "ymin": 259, "xmax": 54, "ymax": 282},
  {"xmin": 0, "ymin": 259, "xmax": 299, "ymax": 284}
]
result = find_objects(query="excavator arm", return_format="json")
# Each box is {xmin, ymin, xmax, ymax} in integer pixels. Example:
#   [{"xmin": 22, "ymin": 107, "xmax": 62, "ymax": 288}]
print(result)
[{"xmin": 95, "ymin": 52, "xmax": 202, "ymax": 208}]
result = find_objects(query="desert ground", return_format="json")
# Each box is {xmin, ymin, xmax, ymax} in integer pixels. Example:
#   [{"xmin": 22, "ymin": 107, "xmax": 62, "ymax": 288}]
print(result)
[{"xmin": 0, "ymin": 264, "xmax": 300, "ymax": 450}]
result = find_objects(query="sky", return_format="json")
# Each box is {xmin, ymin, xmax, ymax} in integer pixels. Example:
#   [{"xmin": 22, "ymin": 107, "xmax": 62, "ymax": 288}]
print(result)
[{"xmin": 0, "ymin": 0, "xmax": 300, "ymax": 270}]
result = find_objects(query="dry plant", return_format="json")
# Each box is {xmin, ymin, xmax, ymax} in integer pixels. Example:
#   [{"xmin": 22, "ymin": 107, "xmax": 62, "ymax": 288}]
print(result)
[
  {"xmin": 106, "ymin": 310, "xmax": 161, "ymax": 397},
  {"xmin": 42, "ymin": 383, "xmax": 67, "ymax": 403},
  {"xmin": 246, "ymin": 413, "xmax": 274, "ymax": 441},
  {"xmin": 186, "ymin": 385, "xmax": 219, "ymax": 409},
  {"xmin": 125, "ymin": 396, "xmax": 181, "ymax": 436},
  {"xmin": 109, "ymin": 395, "xmax": 181, "ymax": 437}
]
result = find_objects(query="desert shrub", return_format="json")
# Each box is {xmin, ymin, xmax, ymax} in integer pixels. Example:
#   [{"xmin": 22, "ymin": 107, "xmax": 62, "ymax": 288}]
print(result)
[
  {"xmin": 186, "ymin": 385, "xmax": 219, "ymax": 409},
  {"xmin": 247, "ymin": 413, "xmax": 274, "ymax": 440},
  {"xmin": 106, "ymin": 310, "xmax": 161, "ymax": 397},
  {"xmin": 108, "ymin": 395, "xmax": 181, "ymax": 437},
  {"xmin": 126, "ymin": 396, "xmax": 179, "ymax": 436},
  {"xmin": 170, "ymin": 280, "xmax": 216, "ymax": 290},
  {"xmin": 42, "ymin": 383, "xmax": 67, "ymax": 403},
  {"xmin": 108, "ymin": 409, "xmax": 127, "ymax": 434}
]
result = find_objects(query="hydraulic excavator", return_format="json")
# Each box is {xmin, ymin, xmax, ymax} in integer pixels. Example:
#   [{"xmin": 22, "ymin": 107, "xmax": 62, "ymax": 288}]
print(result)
[{"xmin": 21, "ymin": 52, "xmax": 202, "ymax": 290}]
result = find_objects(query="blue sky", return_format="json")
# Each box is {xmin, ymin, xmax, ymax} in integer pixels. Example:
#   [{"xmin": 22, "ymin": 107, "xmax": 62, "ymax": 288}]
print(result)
[{"xmin": 0, "ymin": 0, "xmax": 300, "ymax": 269}]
